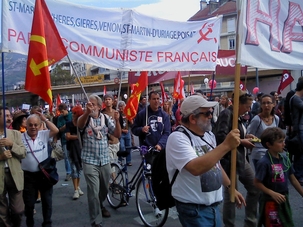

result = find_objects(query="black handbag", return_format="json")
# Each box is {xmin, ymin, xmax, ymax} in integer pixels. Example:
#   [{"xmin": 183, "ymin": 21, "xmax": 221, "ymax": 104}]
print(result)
[
  {"xmin": 24, "ymin": 134, "xmax": 59, "ymax": 187},
  {"xmin": 38, "ymin": 156, "xmax": 59, "ymax": 187}
]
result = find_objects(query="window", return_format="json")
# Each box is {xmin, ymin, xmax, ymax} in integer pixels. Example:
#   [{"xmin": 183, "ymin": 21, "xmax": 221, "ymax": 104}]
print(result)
[
  {"xmin": 228, "ymin": 36, "xmax": 235, "ymax": 50},
  {"xmin": 227, "ymin": 18, "xmax": 236, "ymax": 33}
]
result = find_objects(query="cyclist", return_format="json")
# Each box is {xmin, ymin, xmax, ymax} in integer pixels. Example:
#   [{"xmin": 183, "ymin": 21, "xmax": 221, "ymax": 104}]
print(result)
[{"xmin": 132, "ymin": 91, "xmax": 171, "ymax": 151}]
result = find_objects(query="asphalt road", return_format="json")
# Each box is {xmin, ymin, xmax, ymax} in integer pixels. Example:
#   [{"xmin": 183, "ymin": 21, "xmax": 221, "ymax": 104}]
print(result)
[{"xmin": 21, "ymin": 151, "xmax": 303, "ymax": 227}]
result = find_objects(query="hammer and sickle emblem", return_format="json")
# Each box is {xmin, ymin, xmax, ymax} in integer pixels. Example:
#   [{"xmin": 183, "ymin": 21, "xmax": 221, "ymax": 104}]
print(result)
[{"xmin": 197, "ymin": 23, "xmax": 216, "ymax": 44}]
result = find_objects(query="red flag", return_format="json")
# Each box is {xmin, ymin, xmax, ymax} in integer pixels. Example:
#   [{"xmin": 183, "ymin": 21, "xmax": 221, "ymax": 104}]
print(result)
[
  {"xmin": 160, "ymin": 82, "xmax": 168, "ymax": 105},
  {"xmin": 25, "ymin": 0, "xmax": 67, "ymax": 112},
  {"xmin": 55, "ymin": 94, "xmax": 62, "ymax": 116},
  {"xmin": 277, "ymin": 70, "xmax": 294, "ymax": 94},
  {"xmin": 173, "ymin": 71, "xmax": 185, "ymax": 100},
  {"xmin": 124, "ymin": 71, "xmax": 148, "ymax": 120}
]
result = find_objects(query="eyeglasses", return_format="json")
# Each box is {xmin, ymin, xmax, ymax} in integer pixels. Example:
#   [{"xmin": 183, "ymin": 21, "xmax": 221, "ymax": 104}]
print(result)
[
  {"xmin": 261, "ymin": 102, "xmax": 273, "ymax": 105},
  {"xmin": 28, "ymin": 123, "xmax": 39, "ymax": 128},
  {"xmin": 197, "ymin": 111, "xmax": 213, "ymax": 117}
]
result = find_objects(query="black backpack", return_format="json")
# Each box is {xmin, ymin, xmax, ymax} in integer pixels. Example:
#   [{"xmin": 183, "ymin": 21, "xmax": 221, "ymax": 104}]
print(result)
[{"xmin": 151, "ymin": 126, "xmax": 192, "ymax": 210}]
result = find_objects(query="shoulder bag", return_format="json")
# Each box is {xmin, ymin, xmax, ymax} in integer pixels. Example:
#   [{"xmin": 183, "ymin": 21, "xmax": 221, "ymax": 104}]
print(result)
[{"xmin": 24, "ymin": 134, "xmax": 59, "ymax": 187}]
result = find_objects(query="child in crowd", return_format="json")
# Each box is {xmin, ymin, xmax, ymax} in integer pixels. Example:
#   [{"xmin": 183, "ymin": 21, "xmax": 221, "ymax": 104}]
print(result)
[{"xmin": 254, "ymin": 127, "xmax": 303, "ymax": 227}]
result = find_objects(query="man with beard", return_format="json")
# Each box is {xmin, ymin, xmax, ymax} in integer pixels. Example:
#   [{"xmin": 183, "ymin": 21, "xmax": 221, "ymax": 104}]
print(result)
[
  {"xmin": 166, "ymin": 95, "xmax": 246, "ymax": 227},
  {"xmin": 132, "ymin": 91, "xmax": 170, "ymax": 151},
  {"xmin": 77, "ymin": 94, "xmax": 121, "ymax": 227}
]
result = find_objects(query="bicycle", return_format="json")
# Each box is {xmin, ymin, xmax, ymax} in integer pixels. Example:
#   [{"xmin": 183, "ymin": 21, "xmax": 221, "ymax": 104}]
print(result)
[{"xmin": 107, "ymin": 146, "xmax": 169, "ymax": 227}]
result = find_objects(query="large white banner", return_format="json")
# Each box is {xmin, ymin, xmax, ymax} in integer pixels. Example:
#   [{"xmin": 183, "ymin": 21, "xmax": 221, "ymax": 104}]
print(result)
[
  {"xmin": 1, "ymin": 0, "xmax": 222, "ymax": 71},
  {"xmin": 238, "ymin": 0, "xmax": 303, "ymax": 70}
]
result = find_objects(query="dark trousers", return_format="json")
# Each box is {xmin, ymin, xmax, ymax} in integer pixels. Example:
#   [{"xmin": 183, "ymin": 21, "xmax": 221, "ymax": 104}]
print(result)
[{"xmin": 23, "ymin": 171, "xmax": 53, "ymax": 227}]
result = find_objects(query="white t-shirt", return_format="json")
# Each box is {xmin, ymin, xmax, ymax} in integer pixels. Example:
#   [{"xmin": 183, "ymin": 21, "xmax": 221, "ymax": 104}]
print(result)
[
  {"xmin": 21, "ymin": 130, "xmax": 50, "ymax": 172},
  {"xmin": 166, "ymin": 127, "xmax": 223, "ymax": 205}
]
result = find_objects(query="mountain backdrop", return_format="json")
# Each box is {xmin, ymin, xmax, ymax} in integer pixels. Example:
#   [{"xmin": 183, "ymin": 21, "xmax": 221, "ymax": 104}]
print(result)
[{"xmin": 0, "ymin": 43, "xmax": 27, "ymax": 88}]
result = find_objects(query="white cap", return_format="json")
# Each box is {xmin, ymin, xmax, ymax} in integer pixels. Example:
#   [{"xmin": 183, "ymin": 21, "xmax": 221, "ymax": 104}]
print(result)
[{"xmin": 180, "ymin": 95, "xmax": 218, "ymax": 117}]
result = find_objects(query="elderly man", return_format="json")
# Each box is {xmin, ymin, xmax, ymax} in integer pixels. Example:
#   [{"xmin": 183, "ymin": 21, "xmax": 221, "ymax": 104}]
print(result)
[
  {"xmin": 0, "ymin": 106, "xmax": 26, "ymax": 227},
  {"xmin": 21, "ymin": 113, "xmax": 59, "ymax": 227},
  {"xmin": 77, "ymin": 94, "xmax": 121, "ymax": 227},
  {"xmin": 166, "ymin": 95, "xmax": 246, "ymax": 227}
]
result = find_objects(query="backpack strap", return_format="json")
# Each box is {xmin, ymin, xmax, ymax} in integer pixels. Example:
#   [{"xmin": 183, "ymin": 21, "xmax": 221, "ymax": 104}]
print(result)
[{"xmin": 170, "ymin": 126, "xmax": 194, "ymax": 185}]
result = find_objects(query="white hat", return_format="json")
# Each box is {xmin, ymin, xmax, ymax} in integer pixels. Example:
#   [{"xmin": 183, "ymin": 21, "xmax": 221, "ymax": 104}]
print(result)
[{"xmin": 180, "ymin": 95, "xmax": 218, "ymax": 117}]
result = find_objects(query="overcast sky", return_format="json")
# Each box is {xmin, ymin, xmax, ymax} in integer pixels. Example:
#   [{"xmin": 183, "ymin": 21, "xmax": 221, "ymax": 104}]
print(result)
[{"xmin": 0, "ymin": 0, "xmax": 200, "ymax": 41}]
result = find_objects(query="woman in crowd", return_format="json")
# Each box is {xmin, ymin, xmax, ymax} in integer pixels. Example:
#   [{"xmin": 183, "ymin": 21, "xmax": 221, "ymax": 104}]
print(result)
[
  {"xmin": 65, "ymin": 105, "xmax": 84, "ymax": 199},
  {"xmin": 219, "ymin": 95, "xmax": 229, "ymax": 112},
  {"xmin": 12, "ymin": 111, "xmax": 28, "ymax": 133},
  {"xmin": 247, "ymin": 94, "xmax": 279, "ymax": 168},
  {"xmin": 117, "ymin": 101, "xmax": 132, "ymax": 166},
  {"xmin": 162, "ymin": 100, "xmax": 176, "ymax": 131}
]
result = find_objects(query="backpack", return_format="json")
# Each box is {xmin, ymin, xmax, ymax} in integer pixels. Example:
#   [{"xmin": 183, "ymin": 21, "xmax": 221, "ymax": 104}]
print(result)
[{"xmin": 151, "ymin": 126, "xmax": 192, "ymax": 210}]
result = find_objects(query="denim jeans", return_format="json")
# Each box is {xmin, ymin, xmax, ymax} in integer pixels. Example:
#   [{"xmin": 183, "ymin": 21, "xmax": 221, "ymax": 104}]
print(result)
[
  {"xmin": 175, "ymin": 200, "xmax": 222, "ymax": 227},
  {"xmin": 23, "ymin": 171, "xmax": 53, "ymax": 227},
  {"xmin": 120, "ymin": 131, "xmax": 132, "ymax": 164},
  {"xmin": 62, "ymin": 144, "xmax": 71, "ymax": 175}
]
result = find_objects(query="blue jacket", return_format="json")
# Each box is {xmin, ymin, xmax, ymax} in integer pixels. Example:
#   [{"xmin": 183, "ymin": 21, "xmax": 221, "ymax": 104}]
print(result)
[{"xmin": 132, "ymin": 106, "xmax": 171, "ymax": 150}]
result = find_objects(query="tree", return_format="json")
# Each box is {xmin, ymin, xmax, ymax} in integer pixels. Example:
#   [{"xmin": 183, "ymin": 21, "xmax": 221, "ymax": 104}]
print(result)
[{"xmin": 50, "ymin": 65, "xmax": 75, "ymax": 86}]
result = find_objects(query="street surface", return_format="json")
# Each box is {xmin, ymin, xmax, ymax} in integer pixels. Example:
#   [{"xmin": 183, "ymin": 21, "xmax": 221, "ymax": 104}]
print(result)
[{"xmin": 21, "ymin": 149, "xmax": 303, "ymax": 227}]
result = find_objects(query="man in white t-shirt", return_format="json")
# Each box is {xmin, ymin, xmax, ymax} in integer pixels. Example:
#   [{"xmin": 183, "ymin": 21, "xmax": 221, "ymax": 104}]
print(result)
[
  {"xmin": 21, "ymin": 113, "xmax": 59, "ymax": 227},
  {"xmin": 166, "ymin": 95, "xmax": 246, "ymax": 227}
]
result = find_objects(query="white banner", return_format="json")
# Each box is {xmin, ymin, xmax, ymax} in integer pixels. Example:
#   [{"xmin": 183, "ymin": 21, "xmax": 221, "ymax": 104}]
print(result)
[
  {"xmin": 1, "ymin": 0, "xmax": 222, "ymax": 71},
  {"xmin": 238, "ymin": 0, "xmax": 303, "ymax": 70}
]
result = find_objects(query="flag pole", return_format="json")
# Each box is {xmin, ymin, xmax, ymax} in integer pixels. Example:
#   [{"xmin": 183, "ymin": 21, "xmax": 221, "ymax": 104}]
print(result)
[
  {"xmin": 229, "ymin": 0, "xmax": 243, "ymax": 203},
  {"xmin": 116, "ymin": 71, "xmax": 123, "ymax": 110},
  {"xmin": 145, "ymin": 79, "xmax": 149, "ymax": 126},
  {"xmin": 1, "ymin": 52, "xmax": 7, "ymax": 137},
  {"xmin": 66, "ymin": 55, "xmax": 89, "ymax": 101}
]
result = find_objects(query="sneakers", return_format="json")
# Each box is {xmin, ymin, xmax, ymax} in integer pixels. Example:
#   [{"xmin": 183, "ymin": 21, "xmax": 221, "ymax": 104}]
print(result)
[
  {"xmin": 78, "ymin": 187, "xmax": 84, "ymax": 196},
  {"xmin": 73, "ymin": 190, "xmax": 80, "ymax": 200},
  {"xmin": 65, "ymin": 174, "xmax": 71, "ymax": 181},
  {"xmin": 101, "ymin": 207, "xmax": 111, "ymax": 218}
]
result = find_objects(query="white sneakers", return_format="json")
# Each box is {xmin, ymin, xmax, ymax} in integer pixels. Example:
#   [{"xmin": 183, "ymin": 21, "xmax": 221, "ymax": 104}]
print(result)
[
  {"xmin": 73, "ymin": 187, "xmax": 84, "ymax": 200},
  {"xmin": 78, "ymin": 187, "xmax": 84, "ymax": 196},
  {"xmin": 73, "ymin": 190, "xmax": 80, "ymax": 200}
]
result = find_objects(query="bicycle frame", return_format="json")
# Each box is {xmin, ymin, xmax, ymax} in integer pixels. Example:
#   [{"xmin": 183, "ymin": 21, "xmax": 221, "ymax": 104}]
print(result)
[{"xmin": 119, "ymin": 147, "xmax": 154, "ymax": 203}]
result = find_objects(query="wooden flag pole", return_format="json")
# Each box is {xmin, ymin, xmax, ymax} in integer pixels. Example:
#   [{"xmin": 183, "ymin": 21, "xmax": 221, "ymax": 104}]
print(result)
[{"xmin": 230, "ymin": 1, "xmax": 243, "ymax": 202}]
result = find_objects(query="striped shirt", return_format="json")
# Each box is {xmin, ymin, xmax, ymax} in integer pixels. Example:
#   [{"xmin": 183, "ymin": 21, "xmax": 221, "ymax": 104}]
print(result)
[{"xmin": 81, "ymin": 114, "xmax": 115, "ymax": 166}]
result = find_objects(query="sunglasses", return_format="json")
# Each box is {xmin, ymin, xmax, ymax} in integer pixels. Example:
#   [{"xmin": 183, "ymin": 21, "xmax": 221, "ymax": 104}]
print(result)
[{"xmin": 197, "ymin": 111, "xmax": 213, "ymax": 117}]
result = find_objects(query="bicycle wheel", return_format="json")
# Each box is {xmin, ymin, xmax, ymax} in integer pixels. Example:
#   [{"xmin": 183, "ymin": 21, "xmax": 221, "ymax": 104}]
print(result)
[
  {"xmin": 136, "ymin": 175, "xmax": 169, "ymax": 227},
  {"xmin": 107, "ymin": 162, "xmax": 125, "ymax": 208}
]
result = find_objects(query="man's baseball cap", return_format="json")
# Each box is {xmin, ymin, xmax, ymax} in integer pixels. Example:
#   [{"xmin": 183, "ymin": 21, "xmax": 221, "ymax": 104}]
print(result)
[{"xmin": 181, "ymin": 95, "xmax": 218, "ymax": 117}]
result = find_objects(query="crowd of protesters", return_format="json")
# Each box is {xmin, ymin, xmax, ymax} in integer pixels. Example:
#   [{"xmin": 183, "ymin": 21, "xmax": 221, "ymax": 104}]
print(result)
[{"xmin": 0, "ymin": 81, "xmax": 303, "ymax": 227}]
